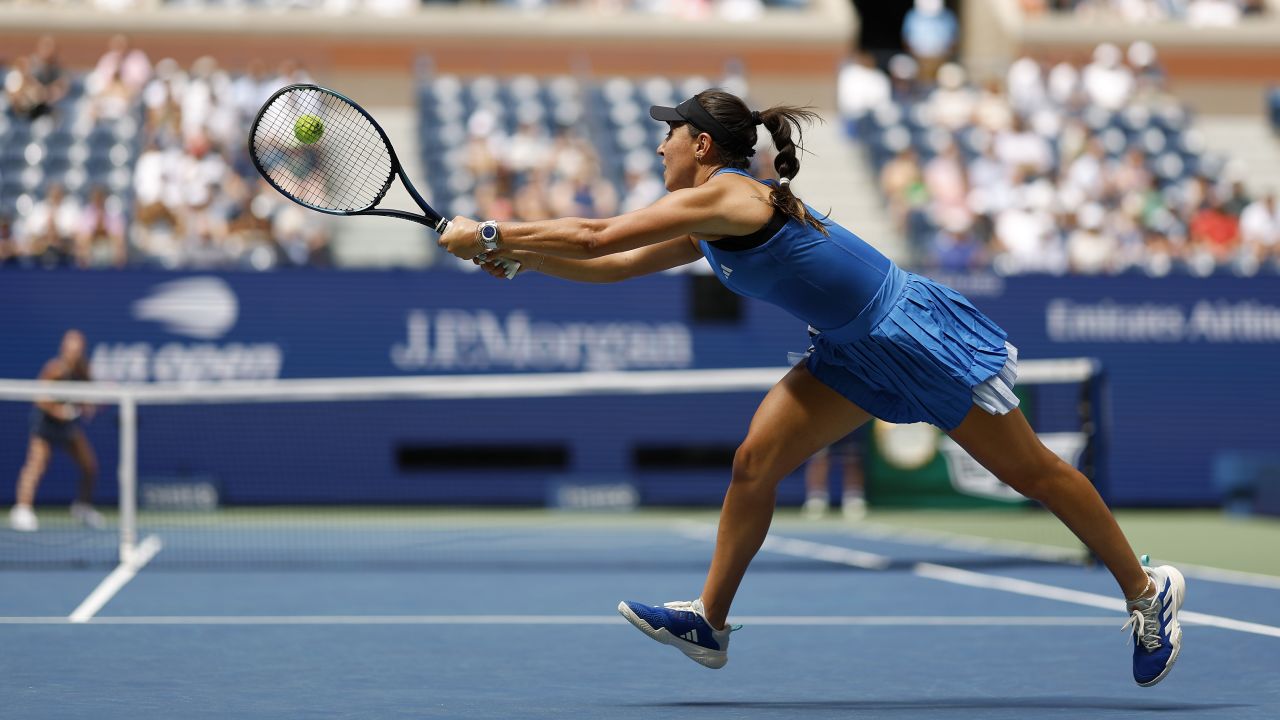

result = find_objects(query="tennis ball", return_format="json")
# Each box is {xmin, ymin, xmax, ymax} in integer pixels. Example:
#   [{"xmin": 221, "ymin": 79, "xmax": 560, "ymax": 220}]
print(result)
[{"xmin": 294, "ymin": 114, "xmax": 324, "ymax": 144}]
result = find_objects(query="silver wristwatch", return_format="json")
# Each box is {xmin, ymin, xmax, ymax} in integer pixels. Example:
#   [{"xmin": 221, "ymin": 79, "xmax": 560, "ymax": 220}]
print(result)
[{"xmin": 477, "ymin": 220, "xmax": 502, "ymax": 252}]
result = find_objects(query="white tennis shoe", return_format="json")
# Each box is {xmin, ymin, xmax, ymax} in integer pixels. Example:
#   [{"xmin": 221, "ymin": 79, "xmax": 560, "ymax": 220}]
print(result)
[
  {"xmin": 70, "ymin": 502, "xmax": 106, "ymax": 530},
  {"xmin": 9, "ymin": 504, "xmax": 38, "ymax": 532}
]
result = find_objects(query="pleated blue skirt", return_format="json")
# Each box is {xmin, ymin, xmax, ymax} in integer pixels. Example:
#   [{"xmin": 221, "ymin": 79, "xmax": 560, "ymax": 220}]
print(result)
[{"xmin": 805, "ymin": 267, "xmax": 1012, "ymax": 431}]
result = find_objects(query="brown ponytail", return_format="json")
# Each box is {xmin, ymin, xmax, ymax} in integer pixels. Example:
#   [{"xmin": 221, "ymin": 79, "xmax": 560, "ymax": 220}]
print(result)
[
  {"xmin": 757, "ymin": 105, "xmax": 826, "ymax": 234},
  {"xmin": 692, "ymin": 90, "xmax": 827, "ymax": 235}
]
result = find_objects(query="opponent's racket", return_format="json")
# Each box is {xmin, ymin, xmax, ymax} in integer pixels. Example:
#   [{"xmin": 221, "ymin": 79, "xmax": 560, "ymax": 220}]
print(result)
[{"xmin": 248, "ymin": 83, "xmax": 520, "ymax": 277}]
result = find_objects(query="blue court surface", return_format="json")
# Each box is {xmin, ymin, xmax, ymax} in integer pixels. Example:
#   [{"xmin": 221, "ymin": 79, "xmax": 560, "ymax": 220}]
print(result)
[{"xmin": 4, "ymin": 515, "xmax": 1279, "ymax": 720}]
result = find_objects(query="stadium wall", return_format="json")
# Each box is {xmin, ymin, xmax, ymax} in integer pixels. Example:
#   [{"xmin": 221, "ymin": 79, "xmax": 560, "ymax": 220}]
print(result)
[{"xmin": 2, "ymin": 270, "xmax": 1278, "ymax": 509}]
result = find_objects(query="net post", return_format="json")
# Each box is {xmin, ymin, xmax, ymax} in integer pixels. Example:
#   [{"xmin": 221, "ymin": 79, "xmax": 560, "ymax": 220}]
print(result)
[{"xmin": 118, "ymin": 393, "xmax": 138, "ymax": 565}]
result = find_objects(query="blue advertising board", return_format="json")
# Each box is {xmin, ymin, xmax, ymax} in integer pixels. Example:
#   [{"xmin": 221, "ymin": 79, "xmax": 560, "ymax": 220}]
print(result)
[{"xmin": 2, "ymin": 269, "xmax": 1278, "ymax": 507}]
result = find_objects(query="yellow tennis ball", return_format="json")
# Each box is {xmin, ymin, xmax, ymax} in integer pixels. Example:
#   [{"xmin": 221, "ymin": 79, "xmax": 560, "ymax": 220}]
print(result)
[{"xmin": 294, "ymin": 114, "xmax": 324, "ymax": 144}]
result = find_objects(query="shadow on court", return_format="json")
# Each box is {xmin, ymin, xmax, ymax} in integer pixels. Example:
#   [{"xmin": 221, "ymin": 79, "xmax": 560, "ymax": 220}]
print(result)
[
  {"xmin": 639, "ymin": 698, "xmax": 1252, "ymax": 713},
  {"xmin": 110, "ymin": 555, "xmax": 1069, "ymax": 574}
]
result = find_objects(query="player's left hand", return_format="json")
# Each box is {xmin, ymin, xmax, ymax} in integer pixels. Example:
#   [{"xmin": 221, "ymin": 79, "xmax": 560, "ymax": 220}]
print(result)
[
  {"xmin": 440, "ymin": 216, "xmax": 484, "ymax": 260},
  {"xmin": 472, "ymin": 255, "xmax": 516, "ymax": 279}
]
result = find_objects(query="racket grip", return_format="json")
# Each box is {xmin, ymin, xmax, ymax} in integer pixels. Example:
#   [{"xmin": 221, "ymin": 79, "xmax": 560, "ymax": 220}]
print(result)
[{"xmin": 477, "ymin": 253, "xmax": 522, "ymax": 280}]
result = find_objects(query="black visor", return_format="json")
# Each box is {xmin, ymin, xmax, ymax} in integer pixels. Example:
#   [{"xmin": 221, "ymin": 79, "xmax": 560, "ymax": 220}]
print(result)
[{"xmin": 650, "ymin": 97, "xmax": 754, "ymax": 158}]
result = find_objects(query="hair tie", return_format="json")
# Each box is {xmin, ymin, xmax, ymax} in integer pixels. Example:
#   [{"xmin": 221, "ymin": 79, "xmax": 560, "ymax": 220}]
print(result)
[
  {"xmin": 750, "ymin": 110, "xmax": 763, "ymax": 126},
  {"xmin": 778, "ymin": 177, "xmax": 792, "ymax": 187}
]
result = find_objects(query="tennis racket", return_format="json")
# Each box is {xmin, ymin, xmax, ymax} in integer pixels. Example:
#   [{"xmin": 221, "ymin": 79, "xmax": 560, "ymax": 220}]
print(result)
[{"xmin": 248, "ymin": 83, "xmax": 520, "ymax": 278}]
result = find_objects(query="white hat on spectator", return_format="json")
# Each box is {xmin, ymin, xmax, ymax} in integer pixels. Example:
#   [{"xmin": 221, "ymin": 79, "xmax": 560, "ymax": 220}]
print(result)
[
  {"xmin": 915, "ymin": 0, "xmax": 943, "ymax": 16},
  {"xmin": 1078, "ymin": 203, "xmax": 1106, "ymax": 231},
  {"xmin": 468, "ymin": 109, "xmax": 498, "ymax": 138},
  {"xmin": 937, "ymin": 63, "xmax": 967, "ymax": 90},
  {"xmin": 888, "ymin": 54, "xmax": 919, "ymax": 81},
  {"xmin": 1093, "ymin": 43, "xmax": 1122, "ymax": 69},
  {"xmin": 1127, "ymin": 41, "xmax": 1157, "ymax": 69}
]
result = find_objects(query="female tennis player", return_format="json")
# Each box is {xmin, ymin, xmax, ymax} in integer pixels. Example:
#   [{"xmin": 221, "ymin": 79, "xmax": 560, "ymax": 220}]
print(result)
[
  {"xmin": 439, "ymin": 89, "xmax": 1183, "ymax": 687},
  {"xmin": 9, "ymin": 329, "xmax": 104, "ymax": 533}
]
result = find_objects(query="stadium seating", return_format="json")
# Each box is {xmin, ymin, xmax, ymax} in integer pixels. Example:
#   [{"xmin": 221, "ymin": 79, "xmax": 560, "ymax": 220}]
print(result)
[
  {"xmin": 0, "ymin": 72, "xmax": 139, "ymax": 223},
  {"xmin": 844, "ymin": 49, "xmax": 1269, "ymax": 276}
]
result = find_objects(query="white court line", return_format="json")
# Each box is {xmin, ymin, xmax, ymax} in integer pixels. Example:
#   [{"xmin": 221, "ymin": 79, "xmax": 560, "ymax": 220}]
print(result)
[
  {"xmin": 846, "ymin": 521, "xmax": 1280, "ymax": 591},
  {"xmin": 67, "ymin": 535, "xmax": 163, "ymax": 624},
  {"xmin": 915, "ymin": 562, "xmax": 1280, "ymax": 639},
  {"xmin": 0, "ymin": 615, "xmax": 1119, "ymax": 626},
  {"xmin": 678, "ymin": 522, "xmax": 891, "ymax": 570},
  {"xmin": 677, "ymin": 525, "xmax": 1280, "ymax": 640}
]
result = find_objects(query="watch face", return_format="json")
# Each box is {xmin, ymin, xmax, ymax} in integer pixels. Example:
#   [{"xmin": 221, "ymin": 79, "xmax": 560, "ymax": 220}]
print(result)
[{"xmin": 481, "ymin": 225, "xmax": 498, "ymax": 241}]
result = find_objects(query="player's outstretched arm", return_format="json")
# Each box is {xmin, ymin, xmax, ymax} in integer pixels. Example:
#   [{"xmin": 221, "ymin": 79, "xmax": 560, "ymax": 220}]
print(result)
[
  {"xmin": 442, "ymin": 178, "xmax": 757, "ymax": 261},
  {"xmin": 477, "ymin": 235, "xmax": 702, "ymax": 283}
]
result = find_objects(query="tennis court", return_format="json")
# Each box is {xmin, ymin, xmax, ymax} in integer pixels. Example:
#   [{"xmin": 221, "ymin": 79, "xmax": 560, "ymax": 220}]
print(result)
[{"xmin": 4, "ymin": 509, "xmax": 1278, "ymax": 720}]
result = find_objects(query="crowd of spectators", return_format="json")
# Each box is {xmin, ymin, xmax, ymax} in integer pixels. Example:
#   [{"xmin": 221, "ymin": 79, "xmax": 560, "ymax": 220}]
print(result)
[
  {"xmin": 843, "ymin": 42, "xmax": 1280, "ymax": 276},
  {"xmin": 1020, "ymin": 0, "xmax": 1268, "ymax": 24},
  {"xmin": 13, "ymin": 0, "xmax": 807, "ymax": 18},
  {"xmin": 2, "ymin": 36, "xmax": 331, "ymax": 270}
]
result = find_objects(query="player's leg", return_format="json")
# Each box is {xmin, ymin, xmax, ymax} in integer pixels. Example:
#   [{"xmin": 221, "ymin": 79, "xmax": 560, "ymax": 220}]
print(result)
[
  {"xmin": 11, "ymin": 437, "xmax": 51, "ymax": 531},
  {"xmin": 16, "ymin": 437, "xmax": 51, "ymax": 507},
  {"xmin": 65, "ymin": 430, "xmax": 104, "ymax": 528},
  {"xmin": 618, "ymin": 363, "xmax": 871, "ymax": 668},
  {"xmin": 947, "ymin": 404, "xmax": 1147, "ymax": 597},
  {"xmin": 838, "ymin": 438, "xmax": 867, "ymax": 520},
  {"xmin": 947, "ymin": 403, "xmax": 1184, "ymax": 686},
  {"xmin": 700, "ymin": 363, "xmax": 872, "ymax": 629}
]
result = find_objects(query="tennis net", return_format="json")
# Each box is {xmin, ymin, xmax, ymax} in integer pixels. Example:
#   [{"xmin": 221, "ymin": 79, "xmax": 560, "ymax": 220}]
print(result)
[{"xmin": 0, "ymin": 361, "xmax": 1104, "ymax": 568}]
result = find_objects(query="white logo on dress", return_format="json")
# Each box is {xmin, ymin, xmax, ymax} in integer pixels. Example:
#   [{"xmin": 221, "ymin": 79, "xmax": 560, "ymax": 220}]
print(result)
[{"xmin": 720, "ymin": 264, "xmax": 733, "ymax": 278}]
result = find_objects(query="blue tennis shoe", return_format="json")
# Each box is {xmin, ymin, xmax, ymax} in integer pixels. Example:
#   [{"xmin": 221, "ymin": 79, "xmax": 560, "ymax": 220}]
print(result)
[
  {"xmin": 1124, "ymin": 564, "xmax": 1185, "ymax": 686},
  {"xmin": 617, "ymin": 598, "xmax": 732, "ymax": 669}
]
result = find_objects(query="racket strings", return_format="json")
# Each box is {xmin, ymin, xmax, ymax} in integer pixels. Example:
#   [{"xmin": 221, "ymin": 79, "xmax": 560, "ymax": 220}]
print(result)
[{"xmin": 250, "ymin": 87, "xmax": 394, "ymax": 212}]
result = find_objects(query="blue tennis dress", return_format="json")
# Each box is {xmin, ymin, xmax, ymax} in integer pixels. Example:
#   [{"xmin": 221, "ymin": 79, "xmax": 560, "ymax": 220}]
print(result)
[{"xmin": 699, "ymin": 168, "xmax": 1017, "ymax": 431}]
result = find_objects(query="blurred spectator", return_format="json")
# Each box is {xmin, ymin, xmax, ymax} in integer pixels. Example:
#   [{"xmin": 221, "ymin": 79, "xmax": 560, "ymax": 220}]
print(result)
[
  {"xmin": 550, "ymin": 159, "xmax": 618, "ymax": 218},
  {"xmin": 1189, "ymin": 196, "xmax": 1240, "ymax": 263},
  {"xmin": 28, "ymin": 36, "xmax": 69, "ymax": 108},
  {"xmin": 232, "ymin": 59, "xmax": 278, "ymax": 125},
  {"xmin": 1239, "ymin": 192, "xmax": 1278, "ymax": 262},
  {"xmin": 928, "ymin": 63, "xmax": 976, "ymax": 131},
  {"xmin": 901, "ymin": 0, "xmax": 958, "ymax": 82},
  {"xmin": 880, "ymin": 148, "xmax": 926, "ymax": 229},
  {"xmin": 5, "ymin": 57, "xmax": 54, "ymax": 121},
  {"xmin": 621, "ymin": 153, "xmax": 666, "ymax": 213},
  {"xmin": 837, "ymin": 53, "xmax": 890, "ymax": 138},
  {"xmin": 994, "ymin": 114, "xmax": 1052, "ymax": 177},
  {"xmin": 1187, "ymin": 0, "xmax": 1242, "ymax": 26},
  {"xmin": 1082, "ymin": 44, "xmax": 1134, "ymax": 112},
  {"xmin": 1269, "ymin": 86, "xmax": 1280, "ymax": 134},
  {"xmin": 0, "ymin": 215, "xmax": 17, "ymax": 267},
  {"xmin": 1066, "ymin": 203, "xmax": 1116, "ymax": 273},
  {"xmin": 75, "ymin": 186, "xmax": 127, "ymax": 268},
  {"xmin": 88, "ymin": 35, "xmax": 152, "ymax": 102},
  {"xmin": 1034, "ymin": 0, "xmax": 1265, "ymax": 23},
  {"xmin": 927, "ymin": 217, "xmax": 987, "ymax": 271},
  {"xmin": 22, "ymin": 183, "xmax": 81, "ymax": 268},
  {"xmin": 992, "ymin": 180, "xmax": 1066, "ymax": 274},
  {"xmin": 923, "ymin": 139, "xmax": 970, "ymax": 230}
]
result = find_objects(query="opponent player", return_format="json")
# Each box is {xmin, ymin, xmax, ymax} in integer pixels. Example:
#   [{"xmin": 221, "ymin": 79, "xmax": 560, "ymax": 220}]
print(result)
[
  {"xmin": 439, "ymin": 90, "xmax": 1183, "ymax": 687},
  {"xmin": 9, "ymin": 329, "xmax": 105, "ymax": 532},
  {"xmin": 801, "ymin": 430, "xmax": 865, "ymax": 520}
]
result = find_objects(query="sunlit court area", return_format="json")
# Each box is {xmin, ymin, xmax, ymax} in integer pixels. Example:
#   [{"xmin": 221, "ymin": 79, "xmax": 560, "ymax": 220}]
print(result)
[{"xmin": 3, "ymin": 1, "xmax": 1280, "ymax": 718}]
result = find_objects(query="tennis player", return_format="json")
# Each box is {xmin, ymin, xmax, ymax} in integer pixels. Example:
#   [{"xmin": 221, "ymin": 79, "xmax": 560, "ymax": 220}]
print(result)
[
  {"xmin": 439, "ymin": 90, "xmax": 1184, "ymax": 687},
  {"xmin": 9, "ymin": 329, "xmax": 105, "ymax": 533}
]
